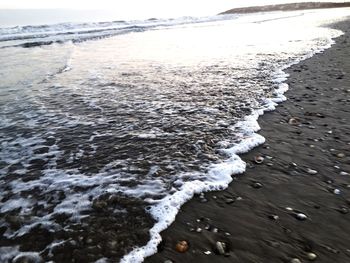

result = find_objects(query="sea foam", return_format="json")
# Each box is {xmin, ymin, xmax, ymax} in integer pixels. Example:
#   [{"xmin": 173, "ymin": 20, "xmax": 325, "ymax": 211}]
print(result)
[{"xmin": 120, "ymin": 32, "xmax": 341, "ymax": 263}]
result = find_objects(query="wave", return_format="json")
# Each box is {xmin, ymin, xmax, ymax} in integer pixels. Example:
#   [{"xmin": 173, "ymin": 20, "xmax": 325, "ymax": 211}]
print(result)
[{"xmin": 0, "ymin": 15, "xmax": 238, "ymax": 48}]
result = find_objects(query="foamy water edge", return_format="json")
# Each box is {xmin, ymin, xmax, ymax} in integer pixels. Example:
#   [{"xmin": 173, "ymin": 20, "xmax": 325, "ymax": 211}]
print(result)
[{"xmin": 120, "ymin": 30, "xmax": 343, "ymax": 263}]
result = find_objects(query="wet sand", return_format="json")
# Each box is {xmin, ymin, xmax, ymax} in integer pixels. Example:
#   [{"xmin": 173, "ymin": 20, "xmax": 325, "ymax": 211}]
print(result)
[{"xmin": 145, "ymin": 19, "xmax": 350, "ymax": 263}]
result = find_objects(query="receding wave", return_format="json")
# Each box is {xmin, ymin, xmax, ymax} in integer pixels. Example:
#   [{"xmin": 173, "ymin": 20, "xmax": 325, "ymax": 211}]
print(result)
[{"xmin": 0, "ymin": 15, "xmax": 237, "ymax": 48}]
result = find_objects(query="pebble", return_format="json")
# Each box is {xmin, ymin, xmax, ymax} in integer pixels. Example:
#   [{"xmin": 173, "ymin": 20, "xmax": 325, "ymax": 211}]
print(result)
[
  {"xmin": 286, "ymin": 207, "xmax": 294, "ymax": 211},
  {"xmin": 333, "ymin": 189, "xmax": 341, "ymax": 195},
  {"xmin": 338, "ymin": 207, "xmax": 348, "ymax": 214},
  {"xmin": 254, "ymin": 155, "xmax": 264, "ymax": 164},
  {"xmin": 289, "ymin": 117, "xmax": 300, "ymax": 125},
  {"xmin": 306, "ymin": 252, "xmax": 317, "ymax": 261},
  {"xmin": 307, "ymin": 168, "xmax": 318, "ymax": 175},
  {"xmin": 215, "ymin": 241, "xmax": 227, "ymax": 255},
  {"xmin": 225, "ymin": 198, "xmax": 235, "ymax": 204},
  {"xmin": 269, "ymin": 215, "xmax": 279, "ymax": 220},
  {"xmin": 199, "ymin": 198, "xmax": 208, "ymax": 203},
  {"xmin": 290, "ymin": 258, "xmax": 302, "ymax": 263},
  {"xmin": 175, "ymin": 241, "xmax": 189, "ymax": 253},
  {"xmin": 252, "ymin": 182, "xmax": 263, "ymax": 189},
  {"xmin": 164, "ymin": 260, "xmax": 173, "ymax": 263},
  {"xmin": 340, "ymin": 171, "xmax": 349, "ymax": 176},
  {"xmin": 203, "ymin": 250, "xmax": 211, "ymax": 255},
  {"xmin": 337, "ymin": 153, "xmax": 345, "ymax": 158},
  {"xmin": 295, "ymin": 213, "xmax": 308, "ymax": 221},
  {"xmin": 196, "ymin": 227, "xmax": 202, "ymax": 233}
]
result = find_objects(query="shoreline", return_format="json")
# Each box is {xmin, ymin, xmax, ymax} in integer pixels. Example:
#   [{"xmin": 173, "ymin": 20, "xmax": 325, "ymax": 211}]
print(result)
[
  {"xmin": 145, "ymin": 18, "xmax": 350, "ymax": 263},
  {"xmin": 219, "ymin": 3, "xmax": 350, "ymax": 15}
]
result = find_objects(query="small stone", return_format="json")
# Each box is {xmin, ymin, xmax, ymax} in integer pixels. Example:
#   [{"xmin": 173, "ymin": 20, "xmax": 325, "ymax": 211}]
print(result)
[
  {"xmin": 252, "ymin": 182, "xmax": 263, "ymax": 189},
  {"xmin": 289, "ymin": 117, "xmax": 301, "ymax": 125},
  {"xmin": 215, "ymin": 241, "xmax": 227, "ymax": 255},
  {"xmin": 225, "ymin": 198, "xmax": 235, "ymax": 204},
  {"xmin": 236, "ymin": 196, "xmax": 243, "ymax": 201},
  {"xmin": 196, "ymin": 227, "xmax": 202, "ymax": 233},
  {"xmin": 307, "ymin": 168, "xmax": 318, "ymax": 175},
  {"xmin": 290, "ymin": 258, "xmax": 302, "ymax": 263},
  {"xmin": 212, "ymin": 228, "xmax": 218, "ymax": 233},
  {"xmin": 295, "ymin": 213, "xmax": 307, "ymax": 221},
  {"xmin": 164, "ymin": 260, "xmax": 173, "ymax": 263},
  {"xmin": 254, "ymin": 155, "xmax": 264, "ymax": 164},
  {"xmin": 338, "ymin": 207, "xmax": 348, "ymax": 214},
  {"xmin": 337, "ymin": 153, "xmax": 345, "ymax": 158},
  {"xmin": 333, "ymin": 189, "xmax": 341, "ymax": 195},
  {"xmin": 204, "ymin": 250, "xmax": 211, "ymax": 255},
  {"xmin": 199, "ymin": 198, "xmax": 208, "ymax": 203},
  {"xmin": 306, "ymin": 252, "xmax": 317, "ymax": 261},
  {"xmin": 175, "ymin": 241, "xmax": 189, "ymax": 253},
  {"xmin": 269, "ymin": 215, "xmax": 279, "ymax": 220},
  {"xmin": 340, "ymin": 171, "xmax": 349, "ymax": 176},
  {"xmin": 286, "ymin": 207, "xmax": 294, "ymax": 211}
]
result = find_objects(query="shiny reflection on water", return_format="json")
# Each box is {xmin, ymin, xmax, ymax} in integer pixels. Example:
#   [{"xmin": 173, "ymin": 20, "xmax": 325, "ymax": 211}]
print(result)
[{"xmin": 0, "ymin": 9, "xmax": 348, "ymax": 262}]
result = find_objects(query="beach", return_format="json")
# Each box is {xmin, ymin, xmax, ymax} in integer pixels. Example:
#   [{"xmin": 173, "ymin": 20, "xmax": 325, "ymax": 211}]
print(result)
[
  {"xmin": 1, "ymin": 9, "xmax": 350, "ymax": 263},
  {"xmin": 146, "ymin": 19, "xmax": 350, "ymax": 263}
]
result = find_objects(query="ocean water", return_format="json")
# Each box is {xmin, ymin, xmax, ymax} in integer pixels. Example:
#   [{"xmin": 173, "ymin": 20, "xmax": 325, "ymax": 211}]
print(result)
[{"xmin": 0, "ymin": 9, "xmax": 349, "ymax": 263}]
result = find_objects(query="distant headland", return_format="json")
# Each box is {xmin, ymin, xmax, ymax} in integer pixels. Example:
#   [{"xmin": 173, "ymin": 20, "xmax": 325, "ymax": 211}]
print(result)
[{"xmin": 219, "ymin": 2, "xmax": 350, "ymax": 15}]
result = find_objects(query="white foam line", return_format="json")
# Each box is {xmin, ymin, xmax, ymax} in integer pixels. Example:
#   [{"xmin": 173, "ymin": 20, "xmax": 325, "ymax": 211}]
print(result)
[{"xmin": 120, "ymin": 30, "xmax": 343, "ymax": 263}]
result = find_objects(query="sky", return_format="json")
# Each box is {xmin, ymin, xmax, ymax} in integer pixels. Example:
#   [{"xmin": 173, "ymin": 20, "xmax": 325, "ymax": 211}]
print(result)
[{"xmin": 1, "ymin": 0, "xmax": 349, "ymax": 19}]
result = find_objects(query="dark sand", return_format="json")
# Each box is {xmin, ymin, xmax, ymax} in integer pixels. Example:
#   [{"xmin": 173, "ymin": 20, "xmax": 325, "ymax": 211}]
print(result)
[
  {"xmin": 219, "ymin": 2, "xmax": 350, "ymax": 15},
  {"xmin": 145, "ymin": 20, "xmax": 350, "ymax": 263}
]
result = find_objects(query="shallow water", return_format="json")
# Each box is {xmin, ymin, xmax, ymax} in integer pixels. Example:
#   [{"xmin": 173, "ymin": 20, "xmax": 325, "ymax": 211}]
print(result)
[{"xmin": 0, "ymin": 9, "xmax": 349, "ymax": 263}]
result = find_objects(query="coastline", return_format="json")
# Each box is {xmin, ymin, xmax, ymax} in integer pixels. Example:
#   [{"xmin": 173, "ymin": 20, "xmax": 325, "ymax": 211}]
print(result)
[{"xmin": 145, "ymin": 18, "xmax": 350, "ymax": 263}]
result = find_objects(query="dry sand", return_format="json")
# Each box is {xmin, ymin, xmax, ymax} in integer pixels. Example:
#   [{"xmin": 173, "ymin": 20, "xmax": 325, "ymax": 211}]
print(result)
[{"xmin": 145, "ymin": 19, "xmax": 350, "ymax": 263}]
